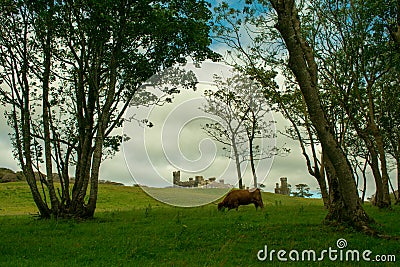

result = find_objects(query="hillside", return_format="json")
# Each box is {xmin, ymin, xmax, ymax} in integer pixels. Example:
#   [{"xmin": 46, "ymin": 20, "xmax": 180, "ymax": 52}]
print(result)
[
  {"xmin": 0, "ymin": 168, "xmax": 24, "ymax": 183},
  {"xmin": 0, "ymin": 182, "xmax": 322, "ymax": 215},
  {"xmin": 0, "ymin": 182, "xmax": 399, "ymax": 266}
]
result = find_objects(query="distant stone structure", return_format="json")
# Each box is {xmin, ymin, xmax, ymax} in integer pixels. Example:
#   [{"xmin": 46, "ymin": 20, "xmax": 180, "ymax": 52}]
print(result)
[
  {"xmin": 172, "ymin": 171, "xmax": 232, "ymax": 188},
  {"xmin": 173, "ymin": 171, "xmax": 181, "ymax": 186},
  {"xmin": 275, "ymin": 177, "xmax": 290, "ymax": 195}
]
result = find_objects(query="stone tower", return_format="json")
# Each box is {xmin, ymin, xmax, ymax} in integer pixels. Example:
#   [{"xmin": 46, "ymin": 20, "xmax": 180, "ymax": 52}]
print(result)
[
  {"xmin": 274, "ymin": 182, "xmax": 280, "ymax": 194},
  {"xmin": 275, "ymin": 177, "xmax": 290, "ymax": 195},
  {"xmin": 279, "ymin": 177, "xmax": 290, "ymax": 195},
  {"xmin": 173, "ymin": 171, "xmax": 180, "ymax": 186}
]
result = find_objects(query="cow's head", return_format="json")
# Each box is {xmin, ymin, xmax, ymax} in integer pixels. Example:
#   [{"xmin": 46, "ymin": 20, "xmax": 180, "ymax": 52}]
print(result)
[{"xmin": 250, "ymin": 188, "xmax": 264, "ymax": 207}]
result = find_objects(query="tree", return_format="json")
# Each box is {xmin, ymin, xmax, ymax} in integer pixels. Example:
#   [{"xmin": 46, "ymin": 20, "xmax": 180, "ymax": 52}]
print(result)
[
  {"xmin": 202, "ymin": 73, "xmax": 277, "ymax": 189},
  {"xmin": 269, "ymin": 0, "xmax": 371, "ymax": 228},
  {"xmin": 380, "ymin": 72, "xmax": 400, "ymax": 204},
  {"xmin": 202, "ymin": 74, "xmax": 251, "ymax": 189},
  {"xmin": 371, "ymin": 0, "xmax": 400, "ymax": 204},
  {"xmin": 292, "ymin": 184, "xmax": 313, "ymax": 198},
  {"xmin": 213, "ymin": 0, "xmax": 372, "ymax": 229},
  {"xmin": 213, "ymin": 2, "xmax": 330, "ymax": 207},
  {"xmin": 0, "ymin": 0, "xmax": 218, "ymax": 218},
  {"xmin": 272, "ymin": 77, "xmax": 330, "ymax": 207},
  {"xmin": 234, "ymin": 75, "xmax": 279, "ymax": 188},
  {"xmin": 312, "ymin": 0, "xmax": 394, "ymax": 209},
  {"xmin": 319, "ymin": 0, "xmax": 400, "ymax": 207}
]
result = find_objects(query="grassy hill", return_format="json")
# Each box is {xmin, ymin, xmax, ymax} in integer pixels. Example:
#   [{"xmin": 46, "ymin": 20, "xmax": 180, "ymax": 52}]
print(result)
[{"xmin": 0, "ymin": 182, "xmax": 399, "ymax": 266}]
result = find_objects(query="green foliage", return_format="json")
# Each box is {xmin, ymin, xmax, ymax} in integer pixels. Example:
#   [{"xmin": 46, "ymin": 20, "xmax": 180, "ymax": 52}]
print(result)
[
  {"xmin": 0, "ymin": 183, "xmax": 399, "ymax": 266},
  {"xmin": 292, "ymin": 183, "xmax": 313, "ymax": 198},
  {"xmin": 214, "ymin": 0, "xmax": 400, "ymax": 217},
  {"xmin": 0, "ymin": 0, "xmax": 219, "ymax": 217},
  {"xmin": 202, "ymin": 72, "xmax": 279, "ymax": 188}
]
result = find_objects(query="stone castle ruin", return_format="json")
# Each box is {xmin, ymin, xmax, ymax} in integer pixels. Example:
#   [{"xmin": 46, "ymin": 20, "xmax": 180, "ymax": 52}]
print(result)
[
  {"xmin": 274, "ymin": 177, "xmax": 291, "ymax": 195},
  {"xmin": 172, "ymin": 171, "xmax": 232, "ymax": 189}
]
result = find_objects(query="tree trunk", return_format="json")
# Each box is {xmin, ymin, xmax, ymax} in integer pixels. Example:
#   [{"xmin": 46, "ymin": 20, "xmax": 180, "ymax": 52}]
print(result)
[
  {"xmin": 367, "ymin": 79, "xmax": 391, "ymax": 208},
  {"xmin": 85, "ymin": 136, "xmax": 102, "ymax": 218},
  {"xmin": 286, "ymin": 93, "xmax": 330, "ymax": 207},
  {"xmin": 372, "ymin": 130, "xmax": 392, "ymax": 208},
  {"xmin": 346, "ymin": 114, "xmax": 387, "ymax": 208},
  {"xmin": 361, "ymin": 157, "xmax": 368, "ymax": 204},
  {"xmin": 71, "ymin": 44, "xmax": 97, "ymax": 215},
  {"xmin": 368, "ymin": 148, "xmax": 384, "ymax": 207},
  {"xmin": 22, "ymin": 86, "xmax": 51, "ymax": 219},
  {"xmin": 20, "ymin": 21, "xmax": 51, "ymax": 218},
  {"xmin": 269, "ymin": 0, "xmax": 371, "ymax": 228},
  {"xmin": 391, "ymin": 0, "xmax": 400, "ymax": 205},
  {"xmin": 249, "ymin": 138, "xmax": 258, "ymax": 188},
  {"xmin": 396, "ymin": 158, "xmax": 400, "ymax": 204},
  {"xmin": 323, "ymin": 153, "xmax": 348, "ymax": 223},
  {"xmin": 318, "ymin": 153, "xmax": 329, "ymax": 208},
  {"xmin": 86, "ymin": 45, "xmax": 119, "ymax": 217},
  {"xmin": 41, "ymin": 4, "xmax": 60, "ymax": 215},
  {"xmin": 304, "ymin": 95, "xmax": 329, "ymax": 208},
  {"xmin": 232, "ymin": 136, "xmax": 243, "ymax": 189},
  {"xmin": 248, "ymin": 115, "xmax": 258, "ymax": 188}
]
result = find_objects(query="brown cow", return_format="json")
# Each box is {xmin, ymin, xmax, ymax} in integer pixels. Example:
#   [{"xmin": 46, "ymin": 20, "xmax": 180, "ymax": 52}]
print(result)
[{"xmin": 218, "ymin": 188, "xmax": 264, "ymax": 211}]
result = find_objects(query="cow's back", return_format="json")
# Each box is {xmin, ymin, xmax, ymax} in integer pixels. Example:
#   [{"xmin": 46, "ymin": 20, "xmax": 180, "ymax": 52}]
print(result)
[{"xmin": 218, "ymin": 189, "xmax": 264, "ymax": 210}]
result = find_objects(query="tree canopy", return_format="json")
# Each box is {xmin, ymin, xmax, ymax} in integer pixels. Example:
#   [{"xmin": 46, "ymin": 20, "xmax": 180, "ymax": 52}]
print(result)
[
  {"xmin": 0, "ymin": 0, "xmax": 218, "ymax": 218},
  {"xmin": 212, "ymin": 0, "xmax": 399, "ymax": 231}
]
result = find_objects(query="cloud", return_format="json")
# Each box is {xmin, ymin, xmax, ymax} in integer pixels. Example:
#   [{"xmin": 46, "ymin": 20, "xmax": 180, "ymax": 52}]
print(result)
[
  {"xmin": 122, "ymin": 64, "xmax": 243, "ymax": 188},
  {"xmin": 0, "ymin": 63, "xmax": 391, "ymax": 201}
]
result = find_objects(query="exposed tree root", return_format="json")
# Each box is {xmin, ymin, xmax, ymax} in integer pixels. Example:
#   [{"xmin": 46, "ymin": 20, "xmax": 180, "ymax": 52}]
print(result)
[{"xmin": 323, "ymin": 217, "xmax": 400, "ymax": 240}]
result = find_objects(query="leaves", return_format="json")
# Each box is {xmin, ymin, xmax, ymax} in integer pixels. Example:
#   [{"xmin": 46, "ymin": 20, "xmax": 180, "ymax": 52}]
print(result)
[
  {"xmin": 0, "ymin": 0, "xmax": 217, "ymax": 217},
  {"xmin": 292, "ymin": 184, "xmax": 313, "ymax": 198}
]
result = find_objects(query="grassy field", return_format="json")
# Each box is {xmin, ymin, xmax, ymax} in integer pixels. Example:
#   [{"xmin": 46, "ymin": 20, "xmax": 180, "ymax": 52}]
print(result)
[{"xmin": 0, "ymin": 182, "xmax": 399, "ymax": 266}]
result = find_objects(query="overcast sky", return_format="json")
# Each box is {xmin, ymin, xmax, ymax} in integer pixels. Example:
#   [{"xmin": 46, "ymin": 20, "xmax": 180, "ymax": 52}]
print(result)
[
  {"xmin": 0, "ymin": 60, "xmax": 391, "ymax": 200},
  {"xmin": 0, "ymin": 61, "xmax": 314, "ymax": 192},
  {"xmin": 1, "ymin": 1, "xmax": 393, "ymax": 201},
  {"xmin": 123, "ymin": 62, "xmax": 277, "ymax": 187},
  {"xmin": 0, "ymin": 60, "xmax": 373, "ymax": 197}
]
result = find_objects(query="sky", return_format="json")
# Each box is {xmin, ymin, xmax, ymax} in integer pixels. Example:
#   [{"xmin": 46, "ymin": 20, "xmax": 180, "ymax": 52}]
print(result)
[
  {"xmin": 0, "ymin": 61, "xmax": 315, "ymax": 194},
  {"xmin": 0, "ymin": 61, "xmax": 388, "ymax": 201},
  {"xmin": 0, "ymin": 1, "xmax": 393, "ymax": 202},
  {"xmin": 123, "ymin": 62, "xmax": 277, "ymax": 188}
]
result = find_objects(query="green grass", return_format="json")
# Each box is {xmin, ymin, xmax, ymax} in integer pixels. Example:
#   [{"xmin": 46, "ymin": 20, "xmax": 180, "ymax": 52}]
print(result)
[{"xmin": 0, "ymin": 182, "xmax": 399, "ymax": 266}]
